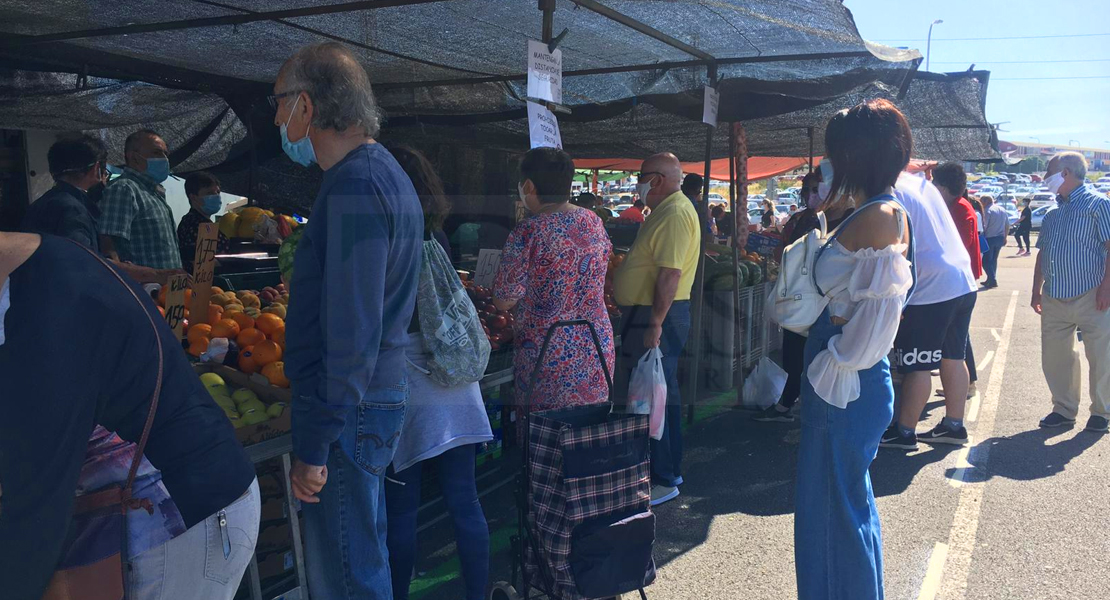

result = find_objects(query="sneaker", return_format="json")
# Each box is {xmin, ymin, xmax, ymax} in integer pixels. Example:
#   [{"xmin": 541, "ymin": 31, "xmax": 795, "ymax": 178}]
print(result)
[
  {"xmin": 650, "ymin": 485, "xmax": 680, "ymax": 506},
  {"xmin": 673, "ymin": 476, "xmax": 684, "ymax": 486},
  {"xmin": 753, "ymin": 404, "xmax": 795, "ymax": 423},
  {"xmin": 879, "ymin": 426, "xmax": 919, "ymax": 450},
  {"xmin": 1085, "ymin": 416, "xmax": 1109, "ymax": 433},
  {"xmin": 920, "ymin": 423, "xmax": 969, "ymax": 445},
  {"xmin": 1039, "ymin": 412, "xmax": 1076, "ymax": 428}
]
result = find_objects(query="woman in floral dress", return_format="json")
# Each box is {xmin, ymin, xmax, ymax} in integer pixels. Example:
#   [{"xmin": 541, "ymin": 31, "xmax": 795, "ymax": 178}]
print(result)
[{"xmin": 493, "ymin": 147, "xmax": 614, "ymax": 414}]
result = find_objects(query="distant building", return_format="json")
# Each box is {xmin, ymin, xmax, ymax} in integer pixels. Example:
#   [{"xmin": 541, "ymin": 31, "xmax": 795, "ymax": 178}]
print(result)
[{"xmin": 999, "ymin": 141, "xmax": 1109, "ymax": 170}]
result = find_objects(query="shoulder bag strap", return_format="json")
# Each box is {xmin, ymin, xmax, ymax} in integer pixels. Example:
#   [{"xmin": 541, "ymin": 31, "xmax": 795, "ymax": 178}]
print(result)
[
  {"xmin": 63, "ymin": 239, "xmax": 164, "ymax": 501},
  {"xmin": 812, "ymin": 193, "xmax": 895, "ymax": 296}
]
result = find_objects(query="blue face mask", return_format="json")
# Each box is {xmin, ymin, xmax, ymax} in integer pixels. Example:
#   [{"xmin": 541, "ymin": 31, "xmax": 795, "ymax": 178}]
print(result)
[
  {"xmin": 144, "ymin": 157, "xmax": 170, "ymax": 183},
  {"xmin": 280, "ymin": 94, "xmax": 316, "ymax": 167},
  {"xmin": 201, "ymin": 194, "xmax": 223, "ymax": 216}
]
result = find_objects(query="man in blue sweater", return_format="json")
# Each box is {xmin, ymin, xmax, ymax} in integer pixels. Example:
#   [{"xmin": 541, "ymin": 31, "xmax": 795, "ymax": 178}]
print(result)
[{"xmin": 275, "ymin": 42, "xmax": 423, "ymax": 599}]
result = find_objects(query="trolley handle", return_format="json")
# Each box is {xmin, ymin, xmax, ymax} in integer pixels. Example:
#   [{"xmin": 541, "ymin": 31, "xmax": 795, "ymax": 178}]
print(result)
[{"xmin": 524, "ymin": 319, "xmax": 614, "ymax": 409}]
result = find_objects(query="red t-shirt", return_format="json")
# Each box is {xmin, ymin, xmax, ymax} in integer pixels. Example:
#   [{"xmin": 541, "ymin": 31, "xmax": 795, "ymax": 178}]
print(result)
[{"xmin": 948, "ymin": 197, "xmax": 982, "ymax": 279}]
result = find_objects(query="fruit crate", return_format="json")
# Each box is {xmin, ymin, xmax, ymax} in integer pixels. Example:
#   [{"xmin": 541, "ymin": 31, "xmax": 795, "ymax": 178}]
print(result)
[
  {"xmin": 194, "ymin": 363, "xmax": 292, "ymax": 446},
  {"xmin": 485, "ymin": 346, "xmax": 514, "ymax": 376}
]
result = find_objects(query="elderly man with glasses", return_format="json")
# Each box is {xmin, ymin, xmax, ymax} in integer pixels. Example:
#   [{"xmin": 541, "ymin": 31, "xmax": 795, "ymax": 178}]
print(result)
[{"xmin": 612, "ymin": 152, "xmax": 701, "ymax": 507}]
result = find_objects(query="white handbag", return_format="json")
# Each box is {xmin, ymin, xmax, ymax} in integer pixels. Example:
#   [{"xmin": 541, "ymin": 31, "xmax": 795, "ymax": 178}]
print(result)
[{"xmin": 769, "ymin": 212, "xmax": 829, "ymax": 335}]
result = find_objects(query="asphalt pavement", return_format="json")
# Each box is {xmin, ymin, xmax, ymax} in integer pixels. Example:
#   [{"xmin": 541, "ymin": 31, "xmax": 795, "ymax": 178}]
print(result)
[{"xmin": 410, "ymin": 236, "xmax": 1109, "ymax": 600}]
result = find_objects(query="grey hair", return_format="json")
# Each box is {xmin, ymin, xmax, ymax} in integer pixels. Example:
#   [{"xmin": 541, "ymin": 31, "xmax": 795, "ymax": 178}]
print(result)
[
  {"xmin": 280, "ymin": 42, "xmax": 382, "ymax": 137},
  {"xmin": 1055, "ymin": 151, "xmax": 1088, "ymax": 180}
]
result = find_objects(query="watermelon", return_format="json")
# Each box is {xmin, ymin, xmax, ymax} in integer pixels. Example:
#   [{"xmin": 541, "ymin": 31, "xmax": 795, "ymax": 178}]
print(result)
[
  {"xmin": 735, "ymin": 262, "xmax": 750, "ymax": 288},
  {"xmin": 743, "ymin": 261, "xmax": 763, "ymax": 285},
  {"xmin": 278, "ymin": 226, "xmax": 304, "ymax": 284}
]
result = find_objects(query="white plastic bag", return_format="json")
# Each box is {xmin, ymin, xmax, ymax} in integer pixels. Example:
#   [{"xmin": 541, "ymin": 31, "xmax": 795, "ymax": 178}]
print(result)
[
  {"xmin": 742, "ymin": 357, "xmax": 788, "ymax": 409},
  {"xmin": 628, "ymin": 348, "xmax": 667, "ymax": 440}
]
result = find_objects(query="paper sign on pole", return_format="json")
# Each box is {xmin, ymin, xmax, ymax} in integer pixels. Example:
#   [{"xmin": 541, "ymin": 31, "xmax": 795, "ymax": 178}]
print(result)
[
  {"xmin": 703, "ymin": 85, "xmax": 720, "ymax": 127},
  {"xmin": 164, "ymin": 274, "xmax": 190, "ymax": 340},
  {"xmin": 473, "ymin": 249, "xmax": 502, "ymax": 288},
  {"xmin": 527, "ymin": 101, "xmax": 563, "ymax": 149},
  {"xmin": 526, "ymin": 39, "xmax": 562, "ymax": 104},
  {"xmin": 190, "ymin": 223, "xmax": 219, "ymax": 317}
]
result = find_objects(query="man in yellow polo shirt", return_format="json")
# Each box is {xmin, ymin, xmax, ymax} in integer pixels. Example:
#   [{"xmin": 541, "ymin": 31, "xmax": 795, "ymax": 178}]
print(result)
[{"xmin": 613, "ymin": 152, "xmax": 701, "ymax": 506}]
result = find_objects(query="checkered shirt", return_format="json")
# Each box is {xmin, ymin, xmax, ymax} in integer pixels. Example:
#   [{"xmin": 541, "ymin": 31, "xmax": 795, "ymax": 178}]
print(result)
[
  {"xmin": 98, "ymin": 167, "xmax": 182, "ymax": 269},
  {"xmin": 525, "ymin": 405, "xmax": 651, "ymax": 600}
]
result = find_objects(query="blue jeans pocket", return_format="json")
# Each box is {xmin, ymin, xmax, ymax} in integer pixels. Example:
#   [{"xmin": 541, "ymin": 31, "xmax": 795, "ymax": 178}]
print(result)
[{"xmin": 353, "ymin": 383, "xmax": 408, "ymax": 475}]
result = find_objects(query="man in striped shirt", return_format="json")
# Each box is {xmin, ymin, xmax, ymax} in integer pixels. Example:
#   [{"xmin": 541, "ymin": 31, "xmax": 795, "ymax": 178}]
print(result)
[{"xmin": 1032, "ymin": 151, "xmax": 1110, "ymax": 432}]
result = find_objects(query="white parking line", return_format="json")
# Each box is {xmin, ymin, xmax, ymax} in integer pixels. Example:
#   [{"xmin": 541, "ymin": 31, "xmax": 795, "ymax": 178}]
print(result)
[
  {"xmin": 916, "ymin": 542, "xmax": 951, "ymax": 600},
  {"xmin": 977, "ymin": 350, "xmax": 995, "ymax": 371},
  {"xmin": 991, "ymin": 328, "xmax": 1001, "ymax": 342},
  {"xmin": 924, "ymin": 290, "xmax": 1019, "ymax": 600}
]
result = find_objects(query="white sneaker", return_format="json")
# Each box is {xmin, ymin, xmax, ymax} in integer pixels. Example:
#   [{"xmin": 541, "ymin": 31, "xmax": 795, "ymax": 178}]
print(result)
[{"xmin": 650, "ymin": 485, "xmax": 680, "ymax": 506}]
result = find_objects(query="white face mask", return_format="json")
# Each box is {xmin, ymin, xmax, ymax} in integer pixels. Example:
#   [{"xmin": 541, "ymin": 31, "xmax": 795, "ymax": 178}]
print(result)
[
  {"xmin": 517, "ymin": 181, "xmax": 527, "ymax": 204},
  {"xmin": 636, "ymin": 179, "xmax": 654, "ymax": 202},
  {"xmin": 816, "ymin": 158, "xmax": 834, "ymax": 205},
  {"xmin": 1044, "ymin": 172, "xmax": 1065, "ymax": 195}
]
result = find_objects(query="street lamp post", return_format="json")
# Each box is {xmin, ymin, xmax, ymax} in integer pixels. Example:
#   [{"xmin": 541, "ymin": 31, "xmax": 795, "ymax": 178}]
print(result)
[{"xmin": 926, "ymin": 19, "xmax": 943, "ymax": 72}]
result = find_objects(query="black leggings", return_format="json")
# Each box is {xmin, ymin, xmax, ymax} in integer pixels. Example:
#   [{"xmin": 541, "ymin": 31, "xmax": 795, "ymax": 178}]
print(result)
[
  {"xmin": 779, "ymin": 329, "xmax": 806, "ymax": 408},
  {"xmin": 1015, "ymin": 230, "xmax": 1031, "ymax": 251}
]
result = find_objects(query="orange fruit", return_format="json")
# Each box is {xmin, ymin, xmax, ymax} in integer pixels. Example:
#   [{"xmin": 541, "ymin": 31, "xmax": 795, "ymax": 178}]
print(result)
[
  {"xmin": 271, "ymin": 327, "xmax": 285, "ymax": 349},
  {"xmin": 188, "ymin": 323, "xmax": 213, "ymax": 344},
  {"xmin": 252, "ymin": 340, "xmax": 283, "ymax": 367},
  {"xmin": 210, "ymin": 318, "xmax": 241, "ymax": 340},
  {"xmin": 254, "ymin": 313, "xmax": 284, "ymax": 337},
  {"xmin": 211, "ymin": 286, "xmax": 224, "ymax": 295},
  {"xmin": 157, "ymin": 305, "xmax": 166, "ymax": 318},
  {"xmin": 206, "ymin": 303, "xmax": 225, "ymax": 326},
  {"xmin": 238, "ymin": 345, "xmax": 260, "ymax": 374},
  {"xmin": 261, "ymin": 361, "xmax": 290, "ymax": 388},
  {"xmin": 237, "ymin": 328, "xmax": 266, "ymax": 347},
  {"xmin": 187, "ymin": 338, "xmax": 208, "ymax": 357},
  {"xmin": 228, "ymin": 310, "xmax": 255, "ymax": 331}
]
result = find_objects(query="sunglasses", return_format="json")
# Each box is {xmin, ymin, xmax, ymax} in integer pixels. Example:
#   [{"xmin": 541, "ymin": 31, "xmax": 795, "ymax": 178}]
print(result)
[{"xmin": 266, "ymin": 90, "xmax": 302, "ymax": 110}]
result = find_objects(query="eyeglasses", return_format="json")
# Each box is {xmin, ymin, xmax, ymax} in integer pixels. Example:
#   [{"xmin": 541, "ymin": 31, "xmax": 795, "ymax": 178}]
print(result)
[
  {"xmin": 637, "ymin": 171, "xmax": 662, "ymax": 180},
  {"xmin": 267, "ymin": 90, "xmax": 302, "ymax": 110}
]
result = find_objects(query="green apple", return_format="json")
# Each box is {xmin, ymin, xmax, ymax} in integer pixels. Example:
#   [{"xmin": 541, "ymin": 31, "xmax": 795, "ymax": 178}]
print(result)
[
  {"xmin": 200, "ymin": 373, "xmax": 228, "ymax": 394},
  {"xmin": 266, "ymin": 402, "xmax": 287, "ymax": 419},
  {"xmin": 231, "ymin": 388, "xmax": 260, "ymax": 406},
  {"xmin": 213, "ymin": 395, "xmax": 237, "ymax": 412},
  {"xmin": 229, "ymin": 417, "xmax": 244, "ymax": 429},
  {"xmin": 222, "ymin": 406, "xmax": 240, "ymax": 420},
  {"xmin": 240, "ymin": 409, "xmax": 270, "ymax": 426},
  {"xmin": 238, "ymin": 399, "xmax": 267, "ymax": 415}
]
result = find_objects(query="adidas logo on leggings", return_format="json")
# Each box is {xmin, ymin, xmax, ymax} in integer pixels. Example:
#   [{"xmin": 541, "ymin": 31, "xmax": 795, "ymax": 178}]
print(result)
[{"xmin": 894, "ymin": 348, "xmax": 943, "ymax": 367}]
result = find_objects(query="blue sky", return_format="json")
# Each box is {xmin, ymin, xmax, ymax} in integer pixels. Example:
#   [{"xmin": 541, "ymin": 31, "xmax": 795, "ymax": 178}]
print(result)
[{"xmin": 846, "ymin": 0, "xmax": 1110, "ymax": 150}]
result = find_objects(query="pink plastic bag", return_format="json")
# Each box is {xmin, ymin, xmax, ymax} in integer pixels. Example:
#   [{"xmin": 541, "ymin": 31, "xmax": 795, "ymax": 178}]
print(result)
[{"xmin": 628, "ymin": 348, "xmax": 667, "ymax": 440}]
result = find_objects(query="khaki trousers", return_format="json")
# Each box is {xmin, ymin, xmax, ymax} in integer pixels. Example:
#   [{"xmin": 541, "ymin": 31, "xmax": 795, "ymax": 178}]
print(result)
[{"xmin": 1042, "ymin": 288, "xmax": 1110, "ymax": 420}]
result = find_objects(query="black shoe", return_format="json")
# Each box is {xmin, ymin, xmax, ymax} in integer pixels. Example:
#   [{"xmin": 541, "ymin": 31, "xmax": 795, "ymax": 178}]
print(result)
[
  {"xmin": 984, "ymin": 280, "xmax": 999, "ymax": 289},
  {"xmin": 1085, "ymin": 415, "xmax": 1109, "ymax": 433},
  {"xmin": 753, "ymin": 404, "xmax": 795, "ymax": 423},
  {"xmin": 880, "ymin": 425, "xmax": 919, "ymax": 450},
  {"xmin": 1039, "ymin": 412, "xmax": 1076, "ymax": 428},
  {"xmin": 920, "ymin": 422, "xmax": 969, "ymax": 446}
]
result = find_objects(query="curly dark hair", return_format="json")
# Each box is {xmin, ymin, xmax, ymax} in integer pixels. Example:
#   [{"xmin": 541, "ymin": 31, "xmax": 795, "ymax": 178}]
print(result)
[{"xmin": 388, "ymin": 145, "xmax": 450, "ymax": 233}]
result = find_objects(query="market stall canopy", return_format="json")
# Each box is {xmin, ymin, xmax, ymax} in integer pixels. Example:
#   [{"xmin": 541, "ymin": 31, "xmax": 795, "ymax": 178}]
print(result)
[
  {"xmin": 0, "ymin": 68, "xmax": 247, "ymax": 172},
  {"xmin": 574, "ymin": 157, "xmax": 812, "ymax": 181},
  {"xmin": 0, "ymin": 1, "xmax": 918, "ymax": 117}
]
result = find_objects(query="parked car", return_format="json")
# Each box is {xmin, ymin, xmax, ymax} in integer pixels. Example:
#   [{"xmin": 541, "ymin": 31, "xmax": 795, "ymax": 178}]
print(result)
[
  {"xmin": 707, "ymin": 193, "xmax": 726, "ymax": 204},
  {"xmin": 1031, "ymin": 174, "xmax": 1043, "ymax": 182},
  {"xmin": 1031, "ymin": 205, "xmax": 1056, "ymax": 230},
  {"xmin": 1030, "ymin": 192, "xmax": 1056, "ymax": 208},
  {"xmin": 614, "ymin": 203, "xmax": 633, "ymax": 213},
  {"xmin": 1014, "ymin": 174, "xmax": 1032, "ymax": 184}
]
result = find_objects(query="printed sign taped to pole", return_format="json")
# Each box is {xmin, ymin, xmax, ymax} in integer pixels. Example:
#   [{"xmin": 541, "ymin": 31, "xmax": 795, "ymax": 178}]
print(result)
[
  {"xmin": 527, "ymin": 101, "xmax": 563, "ymax": 149},
  {"xmin": 703, "ymin": 85, "xmax": 720, "ymax": 127},
  {"xmin": 526, "ymin": 39, "xmax": 562, "ymax": 104}
]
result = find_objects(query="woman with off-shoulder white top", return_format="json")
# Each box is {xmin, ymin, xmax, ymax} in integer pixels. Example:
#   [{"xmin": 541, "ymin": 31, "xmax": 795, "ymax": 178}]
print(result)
[{"xmin": 794, "ymin": 99, "xmax": 916, "ymax": 600}]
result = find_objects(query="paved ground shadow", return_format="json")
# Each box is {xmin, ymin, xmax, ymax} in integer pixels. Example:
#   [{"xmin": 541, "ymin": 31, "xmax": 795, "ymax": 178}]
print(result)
[{"xmin": 947, "ymin": 426, "xmax": 1104, "ymax": 484}]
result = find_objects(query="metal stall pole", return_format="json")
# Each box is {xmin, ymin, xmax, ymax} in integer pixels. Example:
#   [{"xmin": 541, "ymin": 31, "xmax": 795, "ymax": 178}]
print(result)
[
  {"xmin": 728, "ymin": 125, "xmax": 742, "ymax": 408},
  {"xmin": 686, "ymin": 64, "xmax": 717, "ymax": 425},
  {"xmin": 807, "ymin": 126, "xmax": 815, "ymax": 172}
]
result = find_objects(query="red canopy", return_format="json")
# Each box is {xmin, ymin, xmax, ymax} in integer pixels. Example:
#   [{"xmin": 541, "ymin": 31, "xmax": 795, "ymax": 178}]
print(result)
[{"xmin": 575, "ymin": 157, "xmax": 818, "ymax": 181}]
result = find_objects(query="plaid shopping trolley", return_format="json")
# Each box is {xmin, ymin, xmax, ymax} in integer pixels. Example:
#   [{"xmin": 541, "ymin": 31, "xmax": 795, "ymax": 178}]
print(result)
[{"xmin": 490, "ymin": 320, "xmax": 655, "ymax": 600}]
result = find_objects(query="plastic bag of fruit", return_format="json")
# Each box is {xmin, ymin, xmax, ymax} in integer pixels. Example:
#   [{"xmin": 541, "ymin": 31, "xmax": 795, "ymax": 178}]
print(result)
[{"xmin": 628, "ymin": 347, "xmax": 667, "ymax": 440}]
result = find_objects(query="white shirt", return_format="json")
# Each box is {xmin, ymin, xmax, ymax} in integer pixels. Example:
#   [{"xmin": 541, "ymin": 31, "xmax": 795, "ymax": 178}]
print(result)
[
  {"xmin": 808, "ymin": 239, "xmax": 914, "ymax": 408},
  {"xmin": 893, "ymin": 173, "xmax": 977, "ymax": 305}
]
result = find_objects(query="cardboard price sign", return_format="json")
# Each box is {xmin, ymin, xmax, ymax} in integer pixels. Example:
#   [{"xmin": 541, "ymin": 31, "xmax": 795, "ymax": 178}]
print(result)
[
  {"xmin": 745, "ymin": 232, "xmax": 781, "ymax": 257},
  {"xmin": 473, "ymin": 249, "xmax": 502, "ymax": 288},
  {"xmin": 190, "ymin": 223, "xmax": 219, "ymax": 317},
  {"xmin": 164, "ymin": 274, "xmax": 190, "ymax": 339}
]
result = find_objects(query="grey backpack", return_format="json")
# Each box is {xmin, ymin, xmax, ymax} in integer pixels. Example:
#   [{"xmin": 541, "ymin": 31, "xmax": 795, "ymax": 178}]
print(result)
[{"xmin": 415, "ymin": 239, "xmax": 491, "ymax": 386}]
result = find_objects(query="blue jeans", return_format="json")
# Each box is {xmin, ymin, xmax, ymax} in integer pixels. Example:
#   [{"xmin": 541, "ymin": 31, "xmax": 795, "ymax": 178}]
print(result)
[
  {"xmin": 386, "ymin": 444, "xmax": 489, "ymax": 600},
  {"xmin": 983, "ymin": 235, "xmax": 1006, "ymax": 284},
  {"xmin": 302, "ymin": 382, "xmax": 408, "ymax": 600},
  {"xmin": 618, "ymin": 301, "xmax": 692, "ymax": 487},
  {"xmin": 128, "ymin": 480, "xmax": 261, "ymax": 600},
  {"xmin": 795, "ymin": 309, "xmax": 892, "ymax": 600}
]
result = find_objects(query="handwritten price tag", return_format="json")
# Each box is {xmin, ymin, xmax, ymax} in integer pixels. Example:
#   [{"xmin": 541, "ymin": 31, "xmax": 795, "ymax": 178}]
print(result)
[
  {"xmin": 190, "ymin": 223, "xmax": 219, "ymax": 317},
  {"xmin": 164, "ymin": 274, "xmax": 190, "ymax": 339}
]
